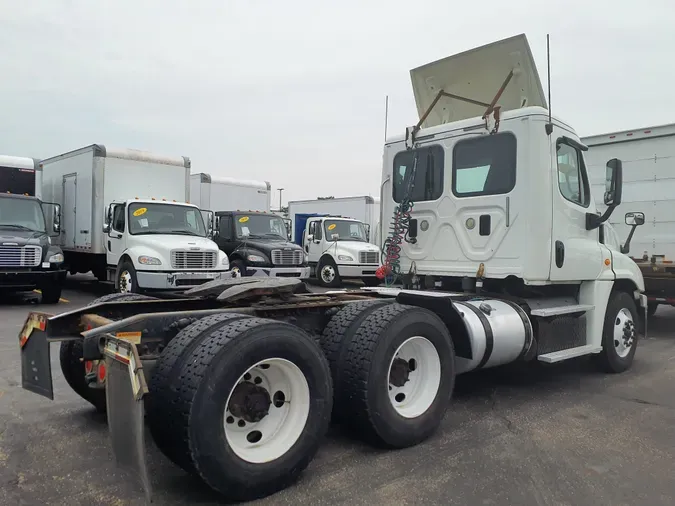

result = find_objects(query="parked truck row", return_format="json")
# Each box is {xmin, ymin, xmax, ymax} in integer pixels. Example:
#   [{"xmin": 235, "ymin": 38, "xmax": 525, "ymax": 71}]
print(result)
[
  {"xmin": 1, "ymin": 148, "xmax": 384, "ymax": 302},
  {"xmin": 18, "ymin": 33, "xmax": 650, "ymax": 504}
]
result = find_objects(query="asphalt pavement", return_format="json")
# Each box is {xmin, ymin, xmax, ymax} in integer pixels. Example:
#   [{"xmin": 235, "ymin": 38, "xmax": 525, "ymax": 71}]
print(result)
[{"xmin": 0, "ymin": 276, "xmax": 674, "ymax": 505}]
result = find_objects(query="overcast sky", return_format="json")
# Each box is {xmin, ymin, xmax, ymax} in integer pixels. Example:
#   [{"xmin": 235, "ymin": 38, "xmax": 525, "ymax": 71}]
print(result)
[{"xmin": 1, "ymin": 1, "xmax": 674, "ymax": 206}]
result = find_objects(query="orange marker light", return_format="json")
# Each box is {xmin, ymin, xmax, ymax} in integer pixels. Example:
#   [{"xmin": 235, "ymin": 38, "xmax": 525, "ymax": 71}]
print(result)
[{"xmin": 604, "ymin": 258, "xmax": 611, "ymax": 266}]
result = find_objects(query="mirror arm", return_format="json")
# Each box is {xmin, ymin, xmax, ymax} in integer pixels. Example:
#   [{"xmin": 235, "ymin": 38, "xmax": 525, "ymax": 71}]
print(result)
[
  {"xmin": 586, "ymin": 205, "xmax": 615, "ymax": 231},
  {"xmin": 620, "ymin": 224, "xmax": 638, "ymax": 254}
]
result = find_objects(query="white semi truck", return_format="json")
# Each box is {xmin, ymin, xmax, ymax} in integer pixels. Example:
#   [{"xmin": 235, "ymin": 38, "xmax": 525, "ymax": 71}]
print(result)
[
  {"xmin": 17, "ymin": 34, "xmax": 647, "ymax": 504},
  {"xmin": 583, "ymin": 124, "xmax": 675, "ymax": 316},
  {"xmin": 41, "ymin": 145, "xmax": 230, "ymax": 292},
  {"xmin": 189, "ymin": 173, "xmax": 272, "ymax": 212}
]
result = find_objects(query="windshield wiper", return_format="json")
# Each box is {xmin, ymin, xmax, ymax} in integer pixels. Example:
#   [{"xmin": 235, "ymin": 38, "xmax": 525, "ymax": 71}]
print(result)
[
  {"xmin": 0, "ymin": 224, "xmax": 39, "ymax": 232},
  {"xmin": 166, "ymin": 230, "xmax": 203, "ymax": 237}
]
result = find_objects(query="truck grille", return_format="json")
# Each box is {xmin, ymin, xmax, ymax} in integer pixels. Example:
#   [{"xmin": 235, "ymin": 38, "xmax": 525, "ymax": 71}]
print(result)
[
  {"xmin": 170, "ymin": 250, "xmax": 217, "ymax": 269},
  {"xmin": 271, "ymin": 249, "xmax": 304, "ymax": 266},
  {"xmin": 359, "ymin": 251, "xmax": 379, "ymax": 264},
  {"xmin": 0, "ymin": 245, "xmax": 41, "ymax": 268}
]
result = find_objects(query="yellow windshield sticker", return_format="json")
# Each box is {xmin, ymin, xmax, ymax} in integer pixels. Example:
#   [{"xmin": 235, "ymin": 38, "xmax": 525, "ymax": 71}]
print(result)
[
  {"xmin": 239, "ymin": 216, "xmax": 250, "ymax": 223},
  {"xmin": 133, "ymin": 207, "xmax": 147, "ymax": 217},
  {"xmin": 327, "ymin": 223, "xmax": 336, "ymax": 231}
]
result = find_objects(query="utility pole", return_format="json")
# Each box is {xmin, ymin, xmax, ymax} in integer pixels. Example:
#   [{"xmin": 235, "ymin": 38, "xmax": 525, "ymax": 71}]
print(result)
[{"xmin": 277, "ymin": 188, "xmax": 284, "ymax": 211}]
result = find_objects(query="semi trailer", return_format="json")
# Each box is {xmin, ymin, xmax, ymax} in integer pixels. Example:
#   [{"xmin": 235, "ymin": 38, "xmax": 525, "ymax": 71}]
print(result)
[
  {"xmin": 18, "ymin": 34, "xmax": 646, "ymax": 504},
  {"xmin": 189, "ymin": 173, "xmax": 272, "ymax": 212},
  {"xmin": 40, "ymin": 145, "xmax": 230, "ymax": 292}
]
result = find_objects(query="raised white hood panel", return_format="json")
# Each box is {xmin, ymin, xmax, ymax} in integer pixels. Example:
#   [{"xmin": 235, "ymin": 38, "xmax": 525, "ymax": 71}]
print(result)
[{"xmin": 410, "ymin": 33, "xmax": 548, "ymax": 128}]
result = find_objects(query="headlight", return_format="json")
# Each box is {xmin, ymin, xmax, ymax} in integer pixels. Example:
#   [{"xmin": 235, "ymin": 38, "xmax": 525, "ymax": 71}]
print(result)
[
  {"xmin": 48, "ymin": 253, "xmax": 64, "ymax": 263},
  {"xmin": 247, "ymin": 254, "xmax": 266, "ymax": 263},
  {"xmin": 138, "ymin": 255, "xmax": 162, "ymax": 265},
  {"xmin": 338, "ymin": 255, "xmax": 353, "ymax": 262},
  {"xmin": 221, "ymin": 255, "xmax": 229, "ymax": 266}
]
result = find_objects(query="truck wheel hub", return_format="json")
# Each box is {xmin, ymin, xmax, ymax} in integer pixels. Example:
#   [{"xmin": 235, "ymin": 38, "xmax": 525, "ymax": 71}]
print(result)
[
  {"xmin": 389, "ymin": 357, "xmax": 411, "ymax": 387},
  {"xmin": 613, "ymin": 308, "xmax": 635, "ymax": 358},
  {"xmin": 228, "ymin": 382, "xmax": 271, "ymax": 423}
]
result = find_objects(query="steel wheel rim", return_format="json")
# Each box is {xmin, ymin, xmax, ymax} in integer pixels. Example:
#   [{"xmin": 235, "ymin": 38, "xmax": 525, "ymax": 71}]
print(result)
[
  {"xmin": 614, "ymin": 308, "xmax": 635, "ymax": 358},
  {"xmin": 231, "ymin": 266, "xmax": 242, "ymax": 278},
  {"xmin": 224, "ymin": 358, "xmax": 310, "ymax": 463},
  {"xmin": 320, "ymin": 265, "xmax": 335, "ymax": 284},
  {"xmin": 387, "ymin": 336, "xmax": 441, "ymax": 419},
  {"xmin": 119, "ymin": 270, "xmax": 132, "ymax": 293}
]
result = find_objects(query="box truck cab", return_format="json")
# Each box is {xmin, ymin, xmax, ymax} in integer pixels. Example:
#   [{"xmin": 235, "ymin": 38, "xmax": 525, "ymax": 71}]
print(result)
[
  {"xmin": 40, "ymin": 145, "xmax": 229, "ymax": 293},
  {"xmin": 213, "ymin": 210, "xmax": 309, "ymax": 278},
  {"xmin": 104, "ymin": 198, "xmax": 229, "ymax": 292},
  {"xmin": 301, "ymin": 215, "xmax": 381, "ymax": 287}
]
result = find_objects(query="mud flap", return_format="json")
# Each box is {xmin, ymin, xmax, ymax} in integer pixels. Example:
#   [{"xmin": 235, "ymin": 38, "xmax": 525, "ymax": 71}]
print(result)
[
  {"xmin": 19, "ymin": 312, "xmax": 54, "ymax": 399},
  {"xmin": 103, "ymin": 338, "xmax": 153, "ymax": 503}
]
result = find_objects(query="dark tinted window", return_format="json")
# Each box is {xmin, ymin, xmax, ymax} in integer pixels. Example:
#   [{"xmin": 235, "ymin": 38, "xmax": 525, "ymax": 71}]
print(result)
[
  {"xmin": 0, "ymin": 167, "xmax": 36, "ymax": 196},
  {"xmin": 392, "ymin": 145, "xmax": 444, "ymax": 203},
  {"xmin": 112, "ymin": 205, "xmax": 125, "ymax": 232},
  {"xmin": 556, "ymin": 140, "xmax": 590, "ymax": 208},
  {"xmin": 452, "ymin": 133, "xmax": 517, "ymax": 197}
]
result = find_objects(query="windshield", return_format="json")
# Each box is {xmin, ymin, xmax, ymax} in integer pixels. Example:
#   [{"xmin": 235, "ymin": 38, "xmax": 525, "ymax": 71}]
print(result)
[
  {"xmin": 128, "ymin": 202, "xmax": 207, "ymax": 237},
  {"xmin": 323, "ymin": 219, "xmax": 367, "ymax": 242},
  {"xmin": 235, "ymin": 214, "xmax": 287, "ymax": 239},
  {"xmin": 0, "ymin": 197, "xmax": 46, "ymax": 232}
]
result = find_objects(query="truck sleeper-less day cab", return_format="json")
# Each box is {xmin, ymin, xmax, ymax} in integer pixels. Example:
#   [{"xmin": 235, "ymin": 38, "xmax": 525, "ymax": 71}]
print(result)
[
  {"xmin": 40, "ymin": 145, "xmax": 229, "ymax": 293},
  {"xmin": 213, "ymin": 210, "xmax": 310, "ymax": 278},
  {"xmin": 303, "ymin": 215, "xmax": 381, "ymax": 287},
  {"xmin": 16, "ymin": 35, "xmax": 647, "ymax": 504},
  {"xmin": 0, "ymin": 193, "xmax": 65, "ymax": 302}
]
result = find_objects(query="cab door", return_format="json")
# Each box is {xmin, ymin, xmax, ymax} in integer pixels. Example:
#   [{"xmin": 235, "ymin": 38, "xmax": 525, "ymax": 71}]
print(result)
[
  {"xmin": 304, "ymin": 218, "xmax": 323, "ymax": 264},
  {"xmin": 107, "ymin": 204, "xmax": 127, "ymax": 267},
  {"xmin": 549, "ymin": 131, "xmax": 605, "ymax": 281}
]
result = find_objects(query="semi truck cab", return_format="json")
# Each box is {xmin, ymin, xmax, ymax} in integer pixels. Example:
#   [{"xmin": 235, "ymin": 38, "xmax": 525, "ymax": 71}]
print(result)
[{"xmin": 104, "ymin": 198, "xmax": 229, "ymax": 292}]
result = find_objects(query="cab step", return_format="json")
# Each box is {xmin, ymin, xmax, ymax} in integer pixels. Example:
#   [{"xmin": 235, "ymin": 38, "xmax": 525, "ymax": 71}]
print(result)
[
  {"xmin": 537, "ymin": 344, "xmax": 602, "ymax": 363},
  {"xmin": 530, "ymin": 304, "xmax": 594, "ymax": 317}
]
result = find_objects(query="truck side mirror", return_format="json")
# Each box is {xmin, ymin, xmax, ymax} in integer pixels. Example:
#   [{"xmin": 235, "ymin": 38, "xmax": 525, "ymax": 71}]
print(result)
[
  {"xmin": 52, "ymin": 204, "xmax": 61, "ymax": 234},
  {"xmin": 620, "ymin": 211, "xmax": 645, "ymax": 254},
  {"xmin": 587, "ymin": 158, "xmax": 624, "ymax": 230},
  {"xmin": 306, "ymin": 234, "xmax": 314, "ymax": 243},
  {"xmin": 625, "ymin": 211, "xmax": 645, "ymax": 226},
  {"xmin": 604, "ymin": 158, "xmax": 623, "ymax": 207},
  {"xmin": 103, "ymin": 205, "xmax": 112, "ymax": 233}
]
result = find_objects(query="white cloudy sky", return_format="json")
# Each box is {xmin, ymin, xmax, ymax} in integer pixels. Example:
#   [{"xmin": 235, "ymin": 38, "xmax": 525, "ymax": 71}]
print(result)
[{"xmin": 1, "ymin": 1, "xmax": 674, "ymax": 205}]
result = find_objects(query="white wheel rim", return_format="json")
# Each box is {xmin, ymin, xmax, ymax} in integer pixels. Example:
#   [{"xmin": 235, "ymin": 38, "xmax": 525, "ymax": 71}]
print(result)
[
  {"xmin": 231, "ymin": 266, "xmax": 242, "ymax": 278},
  {"xmin": 387, "ymin": 336, "xmax": 441, "ymax": 419},
  {"xmin": 320, "ymin": 265, "xmax": 335, "ymax": 283},
  {"xmin": 224, "ymin": 358, "xmax": 310, "ymax": 463},
  {"xmin": 119, "ymin": 271, "xmax": 132, "ymax": 292},
  {"xmin": 613, "ymin": 308, "xmax": 635, "ymax": 358}
]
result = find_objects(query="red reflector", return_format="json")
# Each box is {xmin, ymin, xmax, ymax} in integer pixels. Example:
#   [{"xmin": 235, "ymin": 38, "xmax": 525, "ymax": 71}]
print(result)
[
  {"xmin": 85, "ymin": 360, "xmax": 94, "ymax": 374},
  {"xmin": 644, "ymin": 130, "xmax": 652, "ymax": 134},
  {"xmin": 98, "ymin": 362, "xmax": 107, "ymax": 381},
  {"xmin": 609, "ymin": 135, "xmax": 616, "ymax": 139},
  {"xmin": 627, "ymin": 133, "xmax": 633, "ymax": 136}
]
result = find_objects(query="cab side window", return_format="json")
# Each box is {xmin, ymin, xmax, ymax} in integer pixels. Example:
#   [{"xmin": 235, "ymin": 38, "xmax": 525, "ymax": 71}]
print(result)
[
  {"xmin": 557, "ymin": 141, "xmax": 590, "ymax": 208},
  {"xmin": 112, "ymin": 205, "xmax": 125, "ymax": 232}
]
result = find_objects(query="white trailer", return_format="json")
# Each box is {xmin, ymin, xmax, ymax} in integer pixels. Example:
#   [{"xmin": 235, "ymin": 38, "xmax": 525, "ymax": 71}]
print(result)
[
  {"xmin": 287, "ymin": 196, "xmax": 380, "ymax": 244},
  {"xmin": 41, "ymin": 145, "xmax": 230, "ymax": 291},
  {"xmin": 583, "ymin": 124, "xmax": 675, "ymax": 314},
  {"xmin": 0, "ymin": 155, "xmax": 42, "ymax": 198},
  {"xmin": 190, "ymin": 173, "xmax": 271, "ymax": 212}
]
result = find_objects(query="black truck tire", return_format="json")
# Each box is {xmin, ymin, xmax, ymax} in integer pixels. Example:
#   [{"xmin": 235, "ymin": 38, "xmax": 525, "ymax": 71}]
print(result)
[
  {"xmin": 230, "ymin": 259, "xmax": 247, "ymax": 277},
  {"xmin": 319, "ymin": 299, "xmax": 391, "ymax": 388},
  {"xmin": 334, "ymin": 303, "xmax": 455, "ymax": 448},
  {"xmin": 316, "ymin": 256, "xmax": 341, "ymax": 288},
  {"xmin": 156, "ymin": 317, "xmax": 333, "ymax": 502},
  {"xmin": 116, "ymin": 259, "xmax": 140, "ymax": 293},
  {"xmin": 147, "ymin": 312, "xmax": 253, "ymax": 471},
  {"xmin": 58, "ymin": 293, "xmax": 156, "ymax": 412},
  {"xmin": 593, "ymin": 291, "xmax": 639, "ymax": 373}
]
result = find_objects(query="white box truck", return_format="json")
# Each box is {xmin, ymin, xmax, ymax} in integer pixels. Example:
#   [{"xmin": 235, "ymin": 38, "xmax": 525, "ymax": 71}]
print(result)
[
  {"xmin": 190, "ymin": 173, "xmax": 271, "ymax": 212},
  {"xmin": 0, "ymin": 155, "xmax": 42, "ymax": 198},
  {"xmin": 40, "ymin": 145, "xmax": 230, "ymax": 292},
  {"xmin": 583, "ymin": 124, "xmax": 675, "ymax": 315},
  {"xmin": 287, "ymin": 196, "xmax": 381, "ymax": 244}
]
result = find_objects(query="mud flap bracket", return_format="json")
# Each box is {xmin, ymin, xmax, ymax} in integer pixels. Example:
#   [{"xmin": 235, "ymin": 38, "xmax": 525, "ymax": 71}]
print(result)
[{"xmin": 103, "ymin": 338, "xmax": 153, "ymax": 503}]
